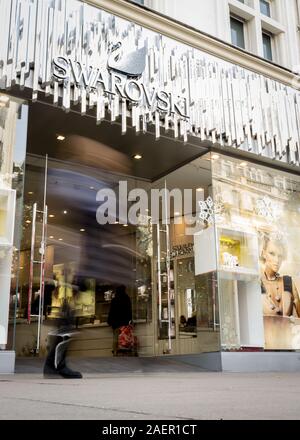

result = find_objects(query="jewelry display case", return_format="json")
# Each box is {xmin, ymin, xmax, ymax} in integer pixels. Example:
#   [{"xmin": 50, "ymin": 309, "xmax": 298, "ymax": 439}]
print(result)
[{"xmin": 194, "ymin": 225, "xmax": 264, "ymax": 349}]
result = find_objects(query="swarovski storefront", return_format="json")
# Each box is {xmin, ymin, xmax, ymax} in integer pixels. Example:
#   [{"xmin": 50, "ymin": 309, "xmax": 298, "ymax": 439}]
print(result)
[{"xmin": 1, "ymin": 0, "xmax": 300, "ymax": 373}]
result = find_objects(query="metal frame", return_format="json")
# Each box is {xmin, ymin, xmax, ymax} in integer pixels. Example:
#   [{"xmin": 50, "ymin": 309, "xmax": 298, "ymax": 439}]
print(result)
[{"xmin": 27, "ymin": 156, "xmax": 48, "ymax": 353}]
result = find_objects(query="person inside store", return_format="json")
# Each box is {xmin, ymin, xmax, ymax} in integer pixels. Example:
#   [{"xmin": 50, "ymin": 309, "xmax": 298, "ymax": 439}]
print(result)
[
  {"xmin": 107, "ymin": 285, "xmax": 132, "ymax": 356},
  {"xmin": 179, "ymin": 315, "xmax": 187, "ymax": 329},
  {"xmin": 186, "ymin": 311, "xmax": 197, "ymax": 332},
  {"xmin": 260, "ymin": 234, "xmax": 300, "ymax": 317}
]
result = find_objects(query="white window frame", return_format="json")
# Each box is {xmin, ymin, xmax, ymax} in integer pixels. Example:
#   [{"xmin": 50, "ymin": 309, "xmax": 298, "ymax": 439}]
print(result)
[{"xmin": 260, "ymin": 0, "xmax": 272, "ymax": 19}]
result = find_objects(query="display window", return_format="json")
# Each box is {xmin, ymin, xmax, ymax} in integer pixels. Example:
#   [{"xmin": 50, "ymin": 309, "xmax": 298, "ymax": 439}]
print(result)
[{"xmin": 212, "ymin": 155, "xmax": 300, "ymax": 350}]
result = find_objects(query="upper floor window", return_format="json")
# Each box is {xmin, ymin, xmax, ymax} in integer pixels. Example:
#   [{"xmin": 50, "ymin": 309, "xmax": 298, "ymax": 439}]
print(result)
[
  {"xmin": 132, "ymin": 0, "xmax": 144, "ymax": 4},
  {"xmin": 262, "ymin": 32, "xmax": 273, "ymax": 60},
  {"xmin": 230, "ymin": 16, "xmax": 245, "ymax": 49},
  {"xmin": 260, "ymin": 0, "xmax": 271, "ymax": 17}
]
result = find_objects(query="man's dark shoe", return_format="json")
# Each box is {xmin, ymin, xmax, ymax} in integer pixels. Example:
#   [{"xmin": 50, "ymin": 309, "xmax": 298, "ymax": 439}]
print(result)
[
  {"xmin": 43, "ymin": 364, "xmax": 62, "ymax": 379},
  {"xmin": 57, "ymin": 365, "xmax": 83, "ymax": 379}
]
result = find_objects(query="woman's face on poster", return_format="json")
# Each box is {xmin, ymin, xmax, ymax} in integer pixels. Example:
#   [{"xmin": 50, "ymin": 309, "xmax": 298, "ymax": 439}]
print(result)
[{"xmin": 263, "ymin": 241, "xmax": 284, "ymax": 274}]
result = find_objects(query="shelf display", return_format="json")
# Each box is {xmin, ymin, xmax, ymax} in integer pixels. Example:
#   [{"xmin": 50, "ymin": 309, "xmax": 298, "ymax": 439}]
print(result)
[
  {"xmin": 177, "ymin": 257, "xmax": 197, "ymax": 335},
  {"xmin": 134, "ymin": 256, "xmax": 152, "ymax": 323},
  {"xmin": 158, "ymin": 262, "xmax": 176, "ymax": 340},
  {"xmin": 51, "ymin": 263, "xmax": 95, "ymax": 320},
  {"xmin": 218, "ymin": 228, "xmax": 259, "ymax": 280}
]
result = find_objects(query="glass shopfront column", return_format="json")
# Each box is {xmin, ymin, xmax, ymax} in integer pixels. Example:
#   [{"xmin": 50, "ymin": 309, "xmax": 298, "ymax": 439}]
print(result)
[{"xmin": 0, "ymin": 94, "xmax": 28, "ymax": 357}]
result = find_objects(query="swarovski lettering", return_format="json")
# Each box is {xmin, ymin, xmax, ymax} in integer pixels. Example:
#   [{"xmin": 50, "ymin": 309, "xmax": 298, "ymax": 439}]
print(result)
[{"xmin": 52, "ymin": 56, "xmax": 189, "ymax": 118}]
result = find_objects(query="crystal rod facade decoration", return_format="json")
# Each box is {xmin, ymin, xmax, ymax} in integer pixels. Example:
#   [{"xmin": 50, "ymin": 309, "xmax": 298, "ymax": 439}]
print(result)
[{"xmin": 1, "ymin": 0, "xmax": 300, "ymax": 166}]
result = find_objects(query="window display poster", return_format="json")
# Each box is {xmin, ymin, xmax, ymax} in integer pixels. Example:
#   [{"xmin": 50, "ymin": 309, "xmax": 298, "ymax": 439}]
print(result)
[
  {"xmin": 213, "ymin": 156, "xmax": 300, "ymax": 350},
  {"xmin": 260, "ymin": 232, "xmax": 300, "ymax": 349}
]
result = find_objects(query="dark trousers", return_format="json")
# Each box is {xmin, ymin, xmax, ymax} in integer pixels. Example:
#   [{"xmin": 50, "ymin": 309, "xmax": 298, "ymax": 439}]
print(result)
[{"xmin": 44, "ymin": 333, "xmax": 71, "ymax": 373}]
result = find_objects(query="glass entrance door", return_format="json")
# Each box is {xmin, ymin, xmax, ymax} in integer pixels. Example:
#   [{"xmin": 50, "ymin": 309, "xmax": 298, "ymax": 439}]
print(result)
[
  {"xmin": 11, "ymin": 154, "xmax": 49, "ymax": 357},
  {"xmin": 152, "ymin": 153, "xmax": 221, "ymax": 356}
]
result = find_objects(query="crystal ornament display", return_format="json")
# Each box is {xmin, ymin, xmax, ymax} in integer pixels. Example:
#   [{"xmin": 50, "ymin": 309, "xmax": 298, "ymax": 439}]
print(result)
[
  {"xmin": 255, "ymin": 196, "xmax": 281, "ymax": 223},
  {"xmin": 198, "ymin": 196, "xmax": 224, "ymax": 226}
]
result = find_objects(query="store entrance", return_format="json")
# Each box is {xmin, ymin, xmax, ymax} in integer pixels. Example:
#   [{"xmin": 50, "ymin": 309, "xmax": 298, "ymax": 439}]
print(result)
[
  {"xmin": 13, "ymin": 152, "xmax": 155, "ymax": 358},
  {"xmin": 9, "ymin": 100, "xmax": 211, "ymax": 358}
]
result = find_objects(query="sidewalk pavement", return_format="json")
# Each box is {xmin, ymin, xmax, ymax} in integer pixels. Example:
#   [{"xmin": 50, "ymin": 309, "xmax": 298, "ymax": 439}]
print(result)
[{"xmin": 0, "ymin": 356, "xmax": 300, "ymax": 420}]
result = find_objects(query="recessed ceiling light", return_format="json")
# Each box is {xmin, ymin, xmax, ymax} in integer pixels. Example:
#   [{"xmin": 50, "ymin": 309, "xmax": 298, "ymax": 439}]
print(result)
[
  {"xmin": 49, "ymin": 236, "xmax": 54, "ymax": 239},
  {"xmin": 58, "ymin": 238, "xmax": 63, "ymax": 241},
  {"xmin": 90, "ymin": 186, "xmax": 95, "ymax": 190},
  {"xmin": 57, "ymin": 135, "xmax": 65, "ymax": 141},
  {"xmin": 123, "ymin": 224, "xmax": 128, "ymax": 227},
  {"xmin": 28, "ymin": 191, "xmax": 34, "ymax": 195},
  {"xmin": 80, "ymin": 228, "xmax": 85, "ymax": 232},
  {"xmin": 211, "ymin": 154, "xmax": 220, "ymax": 160},
  {"xmin": 63, "ymin": 210, "xmax": 68, "ymax": 214},
  {"xmin": 240, "ymin": 161, "xmax": 247, "ymax": 167},
  {"xmin": 25, "ymin": 220, "xmax": 31, "ymax": 224},
  {"xmin": 133, "ymin": 154, "xmax": 142, "ymax": 160},
  {"xmin": 49, "ymin": 214, "xmax": 55, "ymax": 218},
  {"xmin": 196, "ymin": 188, "xmax": 204, "ymax": 192},
  {"xmin": 174, "ymin": 212, "xmax": 180, "ymax": 216}
]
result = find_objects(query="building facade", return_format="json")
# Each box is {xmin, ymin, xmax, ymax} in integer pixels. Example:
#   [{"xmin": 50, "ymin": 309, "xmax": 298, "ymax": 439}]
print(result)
[{"xmin": 1, "ymin": 0, "xmax": 300, "ymax": 373}]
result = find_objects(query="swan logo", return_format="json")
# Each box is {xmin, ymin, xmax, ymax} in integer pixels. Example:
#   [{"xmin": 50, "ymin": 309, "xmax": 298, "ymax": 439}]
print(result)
[{"xmin": 107, "ymin": 42, "xmax": 146, "ymax": 78}]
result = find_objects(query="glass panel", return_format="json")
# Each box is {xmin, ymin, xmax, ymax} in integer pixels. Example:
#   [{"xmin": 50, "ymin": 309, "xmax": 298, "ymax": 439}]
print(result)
[
  {"xmin": 262, "ymin": 32, "xmax": 273, "ymax": 61},
  {"xmin": 260, "ymin": 0, "xmax": 271, "ymax": 17},
  {"xmin": 152, "ymin": 153, "xmax": 220, "ymax": 355},
  {"xmin": 230, "ymin": 17, "xmax": 245, "ymax": 49},
  {"xmin": 14, "ymin": 153, "xmax": 154, "ymax": 358},
  {"xmin": 212, "ymin": 155, "xmax": 300, "ymax": 351},
  {"xmin": 10, "ymin": 155, "xmax": 48, "ymax": 355},
  {"xmin": 0, "ymin": 96, "xmax": 28, "ymax": 351}
]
